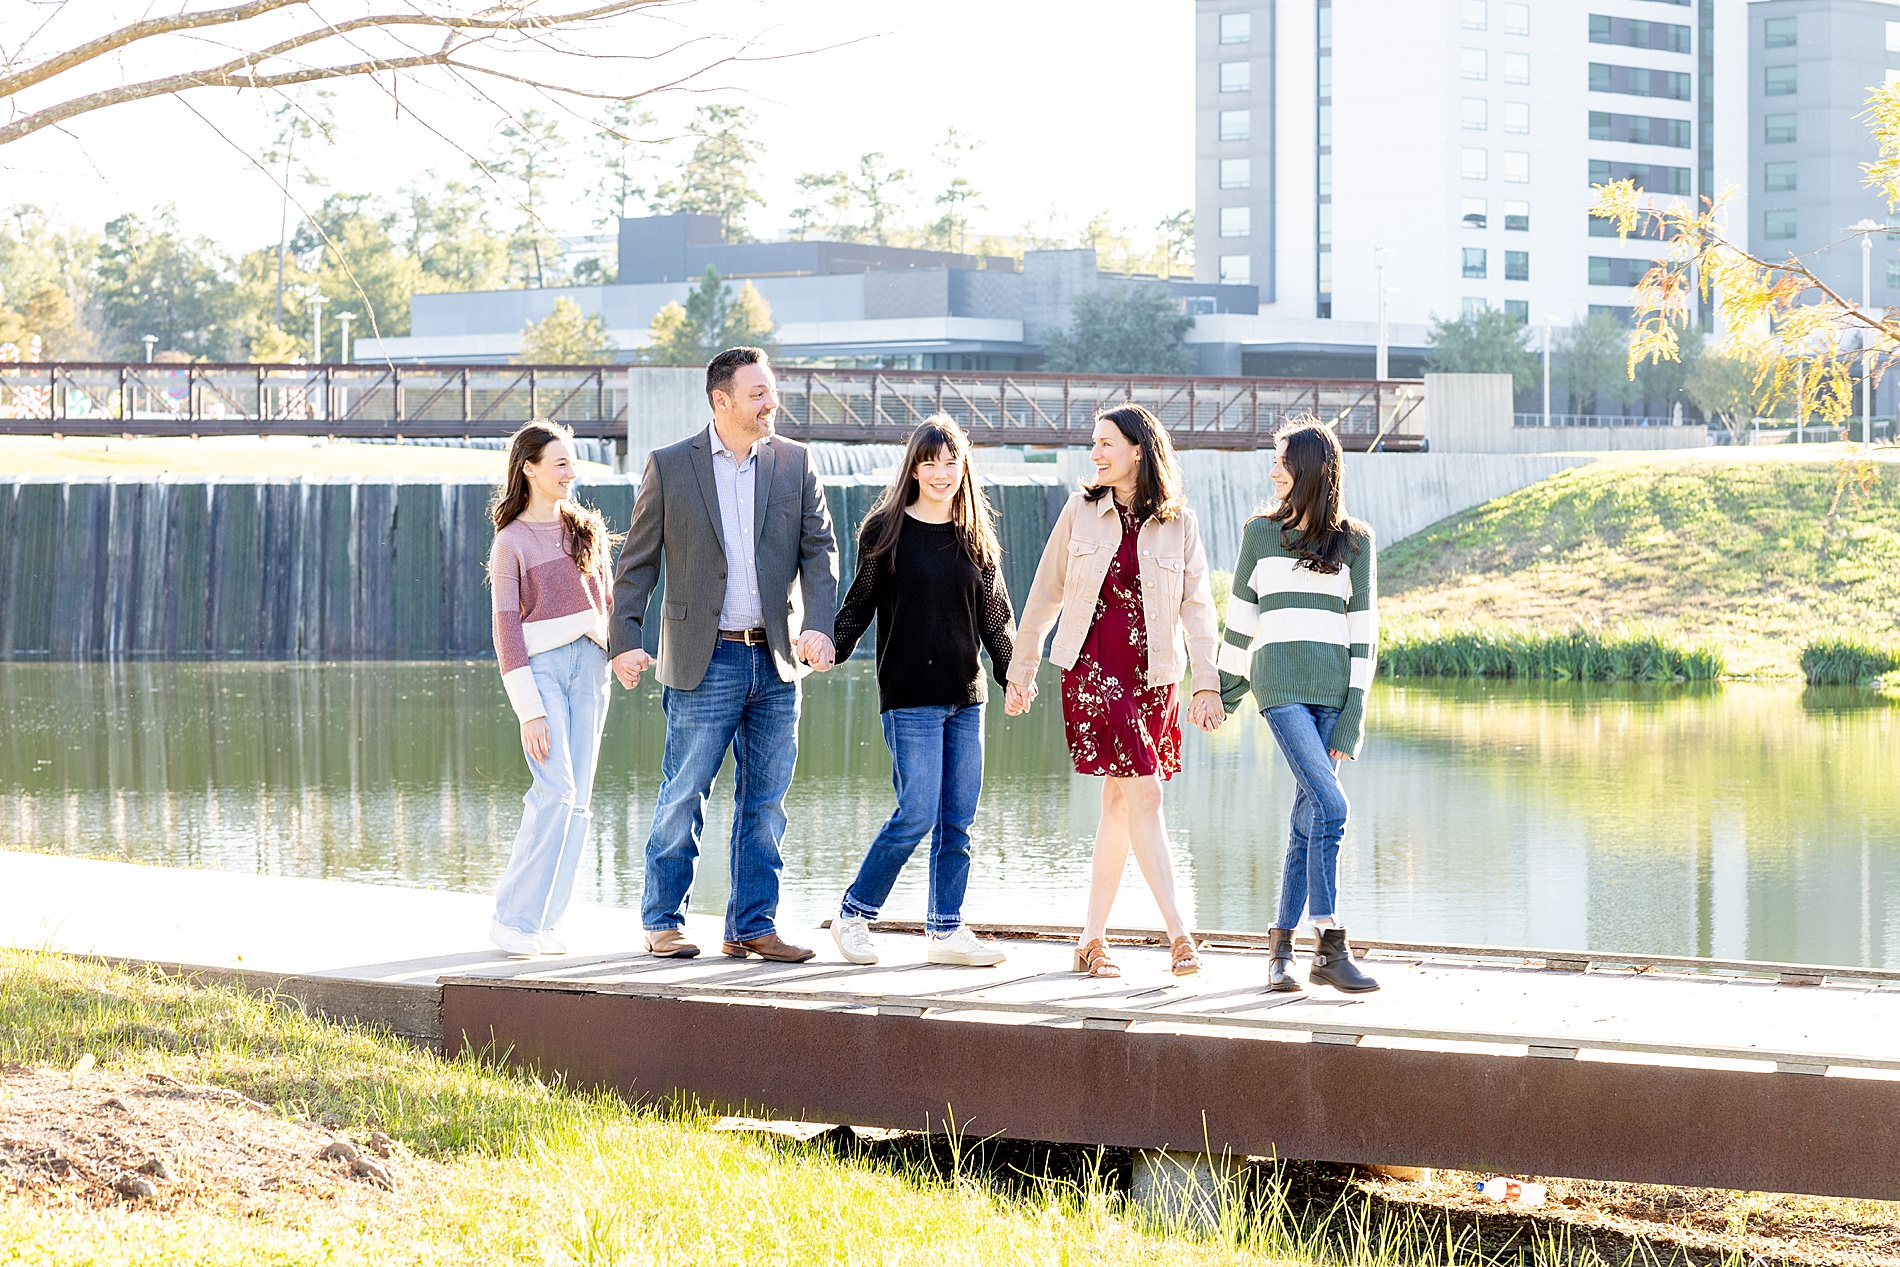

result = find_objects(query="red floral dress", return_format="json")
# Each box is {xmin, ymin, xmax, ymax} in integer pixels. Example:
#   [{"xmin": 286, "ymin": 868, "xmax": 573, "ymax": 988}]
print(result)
[{"xmin": 1061, "ymin": 502, "xmax": 1182, "ymax": 779}]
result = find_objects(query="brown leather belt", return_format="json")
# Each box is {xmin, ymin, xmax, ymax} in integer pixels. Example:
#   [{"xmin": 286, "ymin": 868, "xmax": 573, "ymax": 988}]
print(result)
[{"xmin": 718, "ymin": 628, "xmax": 769, "ymax": 645}]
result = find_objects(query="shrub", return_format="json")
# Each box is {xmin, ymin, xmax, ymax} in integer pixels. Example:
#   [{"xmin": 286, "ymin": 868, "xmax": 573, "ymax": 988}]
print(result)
[
  {"xmin": 1800, "ymin": 638, "xmax": 1900, "ymax": 685},
  {"xmin": 1381, "ymin": 623, "xmax": 1724, "ymax": 682}
]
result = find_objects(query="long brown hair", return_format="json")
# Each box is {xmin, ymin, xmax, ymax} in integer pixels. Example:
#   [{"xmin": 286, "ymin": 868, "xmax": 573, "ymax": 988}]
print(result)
[
  {"xmin": 1260, "ymin": 420, "xmax": 1364, "ymax": 574},
  {"xmin": 1081, "ymin": 403, "xmax": 1185, "ymax": 523},
  {"xmin": 490, "ymin": 420, "xmax": 616, "ymax": 574},
  {"xmin": 858, "ymin": 415, "xmax": 1001, "ymax": 572}
]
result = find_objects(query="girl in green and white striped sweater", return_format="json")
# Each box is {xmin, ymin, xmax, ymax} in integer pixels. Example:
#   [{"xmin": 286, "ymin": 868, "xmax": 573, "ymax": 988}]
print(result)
[{"xmin": 1218, "ymin": 422, "xmax": 1381, "ymax": 995}]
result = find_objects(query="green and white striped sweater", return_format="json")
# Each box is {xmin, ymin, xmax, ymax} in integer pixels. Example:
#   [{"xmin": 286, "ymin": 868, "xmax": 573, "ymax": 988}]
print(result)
[{"xmin": 1217, "ymin": 518, "xmax": 1378, "ymax": 758}]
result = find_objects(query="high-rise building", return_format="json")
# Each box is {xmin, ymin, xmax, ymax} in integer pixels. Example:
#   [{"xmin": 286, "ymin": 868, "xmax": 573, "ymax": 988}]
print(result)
[
  {"xmin": 1747, "ymin": 0, "xmax": 1900, "ymax": 308},
  {"xmin": 1194, "ymin": 1, "xmax": 1748, "ymax": 376}
]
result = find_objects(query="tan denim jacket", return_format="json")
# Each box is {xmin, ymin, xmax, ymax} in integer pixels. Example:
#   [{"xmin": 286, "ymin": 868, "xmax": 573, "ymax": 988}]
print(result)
[{"xmin": 1008, "ymin": 490, "xmax": 1222, "ymax": 694}]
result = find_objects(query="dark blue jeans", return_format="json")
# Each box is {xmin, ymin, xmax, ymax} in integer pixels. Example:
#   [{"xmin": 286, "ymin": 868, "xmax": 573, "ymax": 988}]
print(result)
[
  {"xmin": 840, "ymin": 703, "xmax": 984, "ymax": 935},
  {"xmin": 1265, "ymin": 702, "xmax": 1349, "ymax": 929},
  {"xmin": 641, "ymin": 639, "xmax": 800, "ymax": 943}
]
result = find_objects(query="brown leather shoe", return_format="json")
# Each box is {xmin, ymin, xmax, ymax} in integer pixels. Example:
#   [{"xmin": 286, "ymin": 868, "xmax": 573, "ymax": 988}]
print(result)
[
  {"xmin": 645, "ymin": 928, "xmax": 699, "ymax": 958},
  {"xmin": 721, "ymin": 932, "xmax": 815, "ymax": 962}
]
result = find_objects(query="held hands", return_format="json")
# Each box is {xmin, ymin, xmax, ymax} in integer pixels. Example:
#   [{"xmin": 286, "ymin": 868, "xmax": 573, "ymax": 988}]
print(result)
[
  {"xmin": 1003, "ymin": 680, "xmax": 1038, "ymax": 716},
  {"xmin": 795, "ymin": 630, "xmax": 836, "ymax": 672},
  {"xmin": 611, "ymin": 648, "xmax": 652, "ymax": 690},
  {"xmin": 1186, "ymin": 690, "xmax": 1226, "ymax": 733},
  {"xmin": 521, "ymin": 716, "xmax": 552, "ymax": 763}
]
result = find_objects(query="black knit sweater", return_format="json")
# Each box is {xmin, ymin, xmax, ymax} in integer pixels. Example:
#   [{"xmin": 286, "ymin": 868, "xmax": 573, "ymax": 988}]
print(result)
[{"xmin": 832, "ymin": 515, "xmax": 1016, "ymax": 712}]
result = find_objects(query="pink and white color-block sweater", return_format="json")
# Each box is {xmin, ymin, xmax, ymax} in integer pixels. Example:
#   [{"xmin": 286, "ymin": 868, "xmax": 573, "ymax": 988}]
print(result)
[{"xmin": 489, "ymin": 516, "xmax": 613, "ymax": 722}]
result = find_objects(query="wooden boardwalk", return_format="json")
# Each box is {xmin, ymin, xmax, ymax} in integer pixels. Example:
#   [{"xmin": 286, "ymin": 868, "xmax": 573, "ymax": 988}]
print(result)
[{"xmin": 7, "ymin": 852, "xmax": 1899, "ymax": 1198}]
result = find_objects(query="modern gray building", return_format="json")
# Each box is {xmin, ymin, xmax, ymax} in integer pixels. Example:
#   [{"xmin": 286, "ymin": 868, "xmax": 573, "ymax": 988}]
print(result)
[
  {"xmin": 1748, "ymin": 0, "xmax": 1900, "ymax": 307},
  {"xmin": 359, "ymin": 213, "xmax": 1258, "ymax": 370}
]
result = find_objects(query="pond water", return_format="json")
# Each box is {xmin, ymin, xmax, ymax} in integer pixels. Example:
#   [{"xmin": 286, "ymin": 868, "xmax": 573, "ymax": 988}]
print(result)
[{"xmin": 3, "ymin": 662, "xmax": 1896, "ymax": 968}]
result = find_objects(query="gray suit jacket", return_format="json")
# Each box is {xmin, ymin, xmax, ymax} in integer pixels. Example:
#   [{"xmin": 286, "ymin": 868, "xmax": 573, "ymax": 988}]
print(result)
[{"xmin": 609, "ymin": 426, "xmax": 839, "ymax": 690}]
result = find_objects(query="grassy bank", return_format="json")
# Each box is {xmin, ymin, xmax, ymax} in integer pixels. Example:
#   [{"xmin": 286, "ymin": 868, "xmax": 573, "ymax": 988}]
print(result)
[
  {"xmin": 1381, "ymin": 623, "xmax": 1723, "ymax": 682},
  {"xmin": 1379, "ymin": 451, "xmax": 1900, "ymax": 678}
]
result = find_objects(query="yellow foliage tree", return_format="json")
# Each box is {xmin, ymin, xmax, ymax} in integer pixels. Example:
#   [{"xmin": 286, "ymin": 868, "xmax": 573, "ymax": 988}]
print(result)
[{"xmin": 518, "ymin": 296, "xmax": 617, "ymax": 365}]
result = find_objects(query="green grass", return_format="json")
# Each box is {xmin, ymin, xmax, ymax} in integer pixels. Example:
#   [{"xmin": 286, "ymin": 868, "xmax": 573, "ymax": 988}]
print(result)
[
  {"xmin": 1800, "ymin": 637, "xmax": 1900, "ymax": 685},
  {"xmin": 1382, "ymin": 622, "xmax": 1725, "ymax": 682},
  {"xmin": 1379, "ymin": 452, "xmax": 1900, "ymax": 678}
]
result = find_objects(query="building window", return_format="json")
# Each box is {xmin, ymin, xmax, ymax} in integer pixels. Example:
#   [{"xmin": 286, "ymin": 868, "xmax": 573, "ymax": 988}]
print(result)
[
  {"xmin": 1589, "ymin": 63, "xmax": 1693, "ymax": 100},
  {"xmin": 1220, "ymin": 11, "xmax": 1251, "ymax": 43},
  {"xmin": 1504, "ymin": 151, "xmax": 1530, "ymax": 183},
  {"xmin": 1218, "ymin": 254, "xmax": 1252, "ymax": 285},
  {"xmin": 1219, "ymin": 109, "xmax": 1251, "ymax": 141},
  {"xmin": 1503, "ymin": 101, "xmax": 1530, "ymax": 134},
  {"xmin": 1763, "ymin": 160, "xmax": 1797, "ymax": 192},
  {"xmin": 1764, "ymin": 113, "xmax": 1796, "ymax": 144},
  {"xmin": 1503, "ymin": 52, "xmax": 1529, "ymax": 84},
  {"xmin": 1503, "ymin": 2, "xmax": 1529, "ymax": 35},
  {"xmin": 1462, "ymin": 48, "xmax": 1487, "ymax": 80},
  {"xmin": 1589, "ymin": 210, "xmax": 1670, "ymax": 240},
  {"xmin": 1764, "ymin": 65, "xmax": 1796, "ymax": 96},
  {"xmin": 1504, "ymin": 250, "xmax": 1529, "ymax": 281},
  {"xmin": 1589, "ymin": 256, "xmax": 1658, "ymax": 286},
  {"xmin": 1220, "ymin": 158, "xmax": 1252, "ymax": 189},
  {"xmin": 1219, "ymin": 206, "xmax": 1252, "ymax": 237},
  {"xmin": 1764, "ymin": 16, "xmax": 1796, "ymax": 48},
  {"xmin": 1764, "ymin": 209, "xmax": 1797, "ymax": 240},
  {"xmin": 1463, "ymin": 197, "xmax": 1489, "ymax": 229},
  {"xmin": 1589, "ymin": 111, "xmax": 1692, "ymax": 148},
  {"xmin": 1318, "ymin": 202, "xmax": 1332, "ymax": 246},
  {"xmin": 1462, "ymin": 147, "xmax": 1488, "ymax": 180},
  {"xmin": 1318, "ymin": 251, "xmax": 1333, "ymax": 288},
  {"xmin": 1463, "ymin": 0, "xmax": 1487, "ymax": 30},
  {"xmin": 1889, "ymin": 20, "xmax": 1900, "ymax": 53},
  {"xmin": 1318, "ymin": 103, "xmax": 1332, "ymax": 145},
  {"xmin": 1504, "ymin": 299, "xmax": 1530, "ymax": 322},
  {"xmin": 1504, "ymin": 200, "xmax": 1530, "ymax": 231},
  {"xmin": 1589, "ymin": 158, "xmax": 1692, "ymax": 196},
  {"xmin": 1590, "ymin": 15, "xmax": 1692, "ymax": 53},
  {"xmin": 1886, "ymin": 259, "xmax": 1900, "ymax": 287},
  {"xmin": 1220, "ymin": 61, "xmax": 1251, "ymax": 93},
  {"xmin": 1463, "ymin": 97, "xmax": 1489, "ymax": 130},
  {"xmin": 1318, "ymin": 152, "xmax": 1332, "ymax": 195},
  {"xmin": 1462, "ymin": 297, "xmax": 1490, "ymax": 317},
  {"xmin": 1589, "ymin": 305, "xmax": 1635, "ymax": 324},
  {"xmin": 1463, "ymin": 247, "xmax": 1488, "ymax": 278}
]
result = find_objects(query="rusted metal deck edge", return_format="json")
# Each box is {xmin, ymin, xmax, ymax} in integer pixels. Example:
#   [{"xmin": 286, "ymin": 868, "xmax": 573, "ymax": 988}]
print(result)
[
  {"xmin": 437, "ymin": 973, "xmax": 1899, "ymax": 1077},
  {"xmin": 863, "ymin": 920, "xmax": 1900, "ymax": 987}
]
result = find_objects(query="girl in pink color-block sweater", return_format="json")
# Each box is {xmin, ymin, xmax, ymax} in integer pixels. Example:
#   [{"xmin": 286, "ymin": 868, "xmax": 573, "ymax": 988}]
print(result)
[{"xmin": 485, "ymin": 422, "xmax": 616, "ymax": 958}]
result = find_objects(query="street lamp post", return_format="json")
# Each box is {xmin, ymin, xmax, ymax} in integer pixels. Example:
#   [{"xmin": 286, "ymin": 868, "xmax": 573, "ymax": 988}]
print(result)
[
  {"xmin": 1855, "ymin": 219, "xmax": 1881, "ymax": 445},
  {"xmin": 1374, "ymin": 246, "xmax": 1390, "ymax": 380},
  {"xmin": 337, "ymin": 312, "xmax": 355, "ymax": 366},
  {"xmin": 308, "ymin": 292, "xmax": 328, "ymax": 364},
  {"xmin": 1541, "ymin": 322, "xmax": 1553, "ymax": 427},
  {"xmin": 141, "ymin": 335, "xmax": 157, "ymax": 363}
]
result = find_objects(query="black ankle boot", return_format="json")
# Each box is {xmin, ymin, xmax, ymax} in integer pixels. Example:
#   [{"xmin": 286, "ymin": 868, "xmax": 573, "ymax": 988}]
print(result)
[
  {"xmin": 1309, "ymin": 927, "xmax": 1379, "ymax": 993},
  {"xmin": 1266, "ymin": 927, "xmax": 1302, "ymax": 992}
]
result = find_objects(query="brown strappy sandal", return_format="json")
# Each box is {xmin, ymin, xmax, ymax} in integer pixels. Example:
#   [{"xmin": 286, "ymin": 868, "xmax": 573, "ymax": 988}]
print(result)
[
  {"xmin": 1171, "ymin": 935, "xmax": 1202, "ymax": 976},
  {"xmin": 1073, "ymin": 937, "xmax": 1121, "ymax": 978}
]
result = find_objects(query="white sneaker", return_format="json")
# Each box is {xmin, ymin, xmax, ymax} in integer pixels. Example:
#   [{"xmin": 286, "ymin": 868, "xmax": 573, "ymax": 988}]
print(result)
[
  {"xmin": 537, "ymin": 931, "xmax": 569, "ymax": 955},
  {"xmin": 831, "ymin": 915, "xmax": 878, "ymax": 965},
  {"xmin": 927, "ymin": 924, "xmax": 1005, "ymax": 967},
  {"xmin": 489, "ymin": 921, "xmax": 540, "ymax": 958}
]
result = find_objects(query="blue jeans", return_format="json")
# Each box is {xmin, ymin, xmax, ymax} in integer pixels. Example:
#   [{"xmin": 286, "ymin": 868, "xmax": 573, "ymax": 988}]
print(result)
[
  {"xmin": 642, "ymin": 639, "xmax": 800, "ymax": 943},
  {"xmin": 840, "ymin": 704, "xmax": 984, "ymax": 935},
  {"xmin": 493, "ymin": 638, "xmax": 611, "ymax": 938},
  {"xmin": 1265, "ymin": 702, "xmax": 1349, "ymax": 930}
]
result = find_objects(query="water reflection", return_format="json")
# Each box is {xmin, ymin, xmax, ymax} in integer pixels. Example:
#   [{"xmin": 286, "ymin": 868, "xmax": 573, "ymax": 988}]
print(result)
[{"xmin": 2, "ymin": 664, "xmax": 1894, "ymax": 968}]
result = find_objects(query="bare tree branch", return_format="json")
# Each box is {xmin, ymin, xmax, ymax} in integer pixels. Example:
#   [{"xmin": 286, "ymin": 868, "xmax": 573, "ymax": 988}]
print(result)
[{"xmin": 0, "ymin": 0, "xmax": 673, "ymax": 147}]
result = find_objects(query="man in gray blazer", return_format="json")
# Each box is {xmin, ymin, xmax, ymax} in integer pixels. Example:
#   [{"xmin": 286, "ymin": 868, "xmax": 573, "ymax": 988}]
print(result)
[{"xmin": 609, "ymin": 346, "xmax": 839, "ymax": 962}]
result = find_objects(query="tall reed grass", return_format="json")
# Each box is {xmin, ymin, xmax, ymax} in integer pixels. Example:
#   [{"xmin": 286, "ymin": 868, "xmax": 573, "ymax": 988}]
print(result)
[
  {"xmin": 1800, "ymin": 638, "xmax": 1900, "ymax": 685},
  {"xmin": 1381, "ymin": 623, "xmax": 1725, "ymax": 682}
]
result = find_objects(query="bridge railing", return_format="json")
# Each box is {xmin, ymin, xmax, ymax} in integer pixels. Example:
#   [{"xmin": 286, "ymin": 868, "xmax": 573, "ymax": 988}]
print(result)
[
  {"xmin": 0, "ymin": 362, "xmax": 629, "ymax": 439},
  {"xmin": 0, "ymin": 362, "xmax": 1426, "ymax": 450},
  {"xmin": 774, "ymin": 368, "xmax": 1425, "ymax": 451}
]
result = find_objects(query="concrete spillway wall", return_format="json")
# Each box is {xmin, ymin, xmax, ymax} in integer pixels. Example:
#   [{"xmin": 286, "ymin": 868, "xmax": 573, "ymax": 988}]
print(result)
[{"xmin": 0, "ymin": 474, "xmax": 1064, "ymax": 662}]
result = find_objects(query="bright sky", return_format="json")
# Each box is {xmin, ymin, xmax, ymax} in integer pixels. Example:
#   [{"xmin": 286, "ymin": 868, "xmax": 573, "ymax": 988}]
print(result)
[{"xmin": 1, "ymin": 1, "xmax": 1194, "ymax": 255}]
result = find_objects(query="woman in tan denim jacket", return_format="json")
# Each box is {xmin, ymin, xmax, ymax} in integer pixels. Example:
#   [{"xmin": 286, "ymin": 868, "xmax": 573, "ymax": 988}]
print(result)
[{"xmin": 1005, "ymin": 405, "xmax": 1224, "ymax": 979}]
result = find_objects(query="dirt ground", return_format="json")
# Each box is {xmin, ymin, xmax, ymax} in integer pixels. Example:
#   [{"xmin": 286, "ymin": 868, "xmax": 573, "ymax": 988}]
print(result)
[
  {"xmin": 0, "ymin": 1063, "xmax": 422, "ymax": 1214},
  {"xmin": 1356, "ymin": 1167, "xmax": 1900, "ymax": 1267}
]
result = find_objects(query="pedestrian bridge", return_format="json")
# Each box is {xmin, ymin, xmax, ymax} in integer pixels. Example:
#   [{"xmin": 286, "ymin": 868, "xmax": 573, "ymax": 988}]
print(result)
[{"xmin": 6, "ymin": 852, "xmax": 1896, "ymax": 1201}]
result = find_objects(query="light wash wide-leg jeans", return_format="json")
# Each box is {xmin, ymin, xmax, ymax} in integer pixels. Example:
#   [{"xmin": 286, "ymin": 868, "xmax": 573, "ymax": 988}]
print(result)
[{"xmin": 492, "ymin": 637, "xmax": 611, "ymax": 938}]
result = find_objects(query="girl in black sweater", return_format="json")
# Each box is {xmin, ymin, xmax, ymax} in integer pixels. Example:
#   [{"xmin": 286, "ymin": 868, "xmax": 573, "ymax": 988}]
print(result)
[{"xmin": 829, "ymin": 415, "xmax": 1015, "ymax": 967}]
